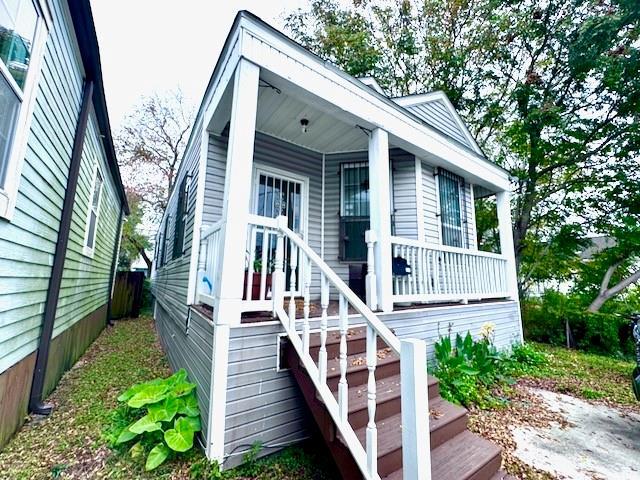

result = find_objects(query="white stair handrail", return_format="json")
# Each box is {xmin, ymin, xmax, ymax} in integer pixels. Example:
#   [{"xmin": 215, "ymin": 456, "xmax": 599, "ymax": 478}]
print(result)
[
  {"xmin": 280, "ymin": 223, "xmax": 401, "ymax": 354},
  {"xmin": 259, "ymin": 215, "xmax": 429, "ymax": 480}
]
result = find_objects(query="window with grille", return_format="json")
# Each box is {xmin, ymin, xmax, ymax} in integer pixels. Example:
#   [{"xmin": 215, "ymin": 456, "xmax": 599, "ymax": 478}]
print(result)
[
  {"xmin": 340, "ymin": 162, "xmax": 370, "ymax": 261},
  {"xmin": 173, "ymin": 175, "xmax": 190, "ymax": 259},
  {"xmin": 437, "ymin": 168, "xmax": 465, "ymax": 248}
]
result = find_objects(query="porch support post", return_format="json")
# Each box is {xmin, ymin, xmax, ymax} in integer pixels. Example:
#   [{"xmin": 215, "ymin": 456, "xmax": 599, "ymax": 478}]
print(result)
[
  {"xmin": 368, "ymin": 128, "xmax": 393, "ymax": 312},
  {"xmin": 496, "ymin": 189, "xmax": 523, "ymax": 342},
  {"xmin": 207, "ymin": 58, "xmax": 259, "ymax": 466},
  {"xmin": 496, "ymin": 190, "xmax": 517, "ymax": 300},
  {"xmin": 213, "ymin": 58, "xmax": 260, "ymax": 327}
]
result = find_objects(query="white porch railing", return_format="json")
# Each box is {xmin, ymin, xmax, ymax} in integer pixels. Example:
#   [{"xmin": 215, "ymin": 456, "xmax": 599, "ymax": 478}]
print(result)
[
  {"xmin": 390, "ymin": 236, "xmax": 509, "ymax": 304},
  {"xmin": 268, "ymin": 216, "xmax": 430, "ymax": 480},
  {"xmin": 197, "ymin": 220, "xmax": 223, "ymax": 305}
]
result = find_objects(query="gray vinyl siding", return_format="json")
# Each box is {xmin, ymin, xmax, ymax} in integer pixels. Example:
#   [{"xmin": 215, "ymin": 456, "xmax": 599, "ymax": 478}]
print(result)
[
  {"xmin": 404, "ymin": 99, "xmax": 473, "ymax": 150},
  {"xmin": 462, "ymin": 184, "xmax": 477, "ymax": 249},
  {"xmin": 222, "ymin": 300, "xmax": 521, "ymax": 464},
  {"xmin": 0, "ymin": 0, "xmax": 122, "ymax": 374},
  {"xmin": 201, "ymin": 131, "xmax": 325, "ymax": 296},
  {"xmin": 421, "ymin": 161, "xmax": 440, "ymax": 244},
  {"xmin": 381, "ymin": 301, "xmax": 522, "ymax": 358},
  {"xmin": 224, "ymin": 322, "xmax": 310, "ymax": 468},
  {"xmin": 155, "ymin": 303, "xmax": 213, "ymax": 442},
  {"xmin": 391, "ymin": 153, "xmax": 418, "ymax": 239}
]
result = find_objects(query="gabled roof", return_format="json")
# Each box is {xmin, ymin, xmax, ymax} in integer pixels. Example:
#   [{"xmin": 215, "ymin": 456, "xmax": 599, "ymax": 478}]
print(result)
[{"xmin": 393, "ymin": 91, "xmax": 484, "ymax": 155}]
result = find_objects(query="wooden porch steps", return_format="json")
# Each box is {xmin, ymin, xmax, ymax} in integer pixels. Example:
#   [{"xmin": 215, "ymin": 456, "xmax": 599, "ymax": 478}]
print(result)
[{"xmin": 285, "ymin": 326, "xmax": 508, "ymax": 480}]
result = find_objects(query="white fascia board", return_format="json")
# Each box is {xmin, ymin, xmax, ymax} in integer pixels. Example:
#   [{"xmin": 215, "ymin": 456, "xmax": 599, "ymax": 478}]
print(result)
[
  {"xmin": 186, "ymin": 31, "xmax": 242, "ymax": 304},
  {"xmin": 237, "ymin": 18, "xmax": 510, "ymax": 192}
]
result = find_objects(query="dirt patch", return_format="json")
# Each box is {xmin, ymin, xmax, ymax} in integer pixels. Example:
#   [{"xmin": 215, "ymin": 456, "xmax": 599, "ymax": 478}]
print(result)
[{"xmin": 512, "ymin": 389, "xmax": 640, "ymax": 480}]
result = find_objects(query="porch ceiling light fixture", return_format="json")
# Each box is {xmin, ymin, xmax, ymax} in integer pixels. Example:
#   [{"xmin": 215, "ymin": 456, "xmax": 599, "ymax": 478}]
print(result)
[{"xmin": 300, "ymin": 118, "xmax": 309, "ymax": 133}]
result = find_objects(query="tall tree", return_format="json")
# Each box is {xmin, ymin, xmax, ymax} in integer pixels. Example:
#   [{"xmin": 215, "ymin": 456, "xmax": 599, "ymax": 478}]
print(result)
[
  {"xmin": 116, "ymin": 89, "xmax": 193, "ymax": 218},
  {"xmin": 116, "ymin": 89, "xmax": 194, "ymax": 269},
  {"xmin": 118, "ymin": 190, "xmax": 152, "ymax": 271},
  {"xmin": 286, "ymin": 0, "xmax": 640, "ymax": 295}
]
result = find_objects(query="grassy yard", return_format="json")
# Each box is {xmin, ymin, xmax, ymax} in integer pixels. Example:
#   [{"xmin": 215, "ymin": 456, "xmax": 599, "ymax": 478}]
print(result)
[
  {"xmin": 0, "ymin": 317, "xmax": 337, "ymax": 480},
  {"xmin": 520, "ymin": 342, "xmax": 639, "ymax": 411},
  {"xmin": 467, "ymin": 342, "xmax": 638, "ymax": 479}
]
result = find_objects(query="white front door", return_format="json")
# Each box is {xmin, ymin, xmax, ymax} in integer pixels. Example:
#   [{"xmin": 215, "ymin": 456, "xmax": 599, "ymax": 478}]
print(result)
[{"xmin": 251, "ymin": 165, "xmax": 308, "ymax": 295}]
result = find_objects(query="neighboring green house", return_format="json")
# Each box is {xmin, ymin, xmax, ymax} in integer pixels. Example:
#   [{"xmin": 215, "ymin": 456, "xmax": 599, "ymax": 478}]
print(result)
[{"xmin": 0, "ymin": 0, "xmax": 128, "ymax": 448}]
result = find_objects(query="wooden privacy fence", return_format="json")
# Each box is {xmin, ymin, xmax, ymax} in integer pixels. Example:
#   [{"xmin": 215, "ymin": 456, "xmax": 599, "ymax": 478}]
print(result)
[{"xmin": 111, "ymin": 271, "xmax": 145, "ymax": 319}]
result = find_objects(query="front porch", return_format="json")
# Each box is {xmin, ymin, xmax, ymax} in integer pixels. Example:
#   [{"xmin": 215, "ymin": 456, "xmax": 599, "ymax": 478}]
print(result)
[{"xmin": 192, "ymin": 60, "xmax": 517, "ymax": 323}]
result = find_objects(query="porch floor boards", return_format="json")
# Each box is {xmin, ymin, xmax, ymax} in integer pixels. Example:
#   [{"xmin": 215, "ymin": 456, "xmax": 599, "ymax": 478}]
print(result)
[{"xmin": 192, "ymin": 298, "xmax": 511, "ymax": 324}]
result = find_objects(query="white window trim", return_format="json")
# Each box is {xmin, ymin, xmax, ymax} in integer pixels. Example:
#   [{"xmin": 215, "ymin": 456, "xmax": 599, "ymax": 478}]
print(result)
[
  {"xmin": 180, "ymin": 175, "xmax": 191, "ymax": 254},
  {"xmin": 0, "ymin": 0, "xmax": 52, "ymax": 221},
  {"xmin": 82, "ymin": 164, "xmax": 103, "ymax": 258}
]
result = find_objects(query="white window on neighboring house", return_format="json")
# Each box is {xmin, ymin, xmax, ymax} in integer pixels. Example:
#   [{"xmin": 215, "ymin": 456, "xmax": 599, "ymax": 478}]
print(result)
[
  {"xmin": 83, "ymin": 166, "xmax": 103, "ymax": 256},
  {"xmin": 0, "ymin": 0, "xmax": 49, "ymax": 220}
]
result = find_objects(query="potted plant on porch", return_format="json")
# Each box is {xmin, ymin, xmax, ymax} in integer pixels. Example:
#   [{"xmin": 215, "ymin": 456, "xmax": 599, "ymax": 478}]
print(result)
[{"xmin": 244, "ymin": 254, "xmax": 273, "ymax": 300}]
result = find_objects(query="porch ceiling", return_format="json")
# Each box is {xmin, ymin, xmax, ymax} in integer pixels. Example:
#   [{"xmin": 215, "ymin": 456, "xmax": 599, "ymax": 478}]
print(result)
[{"xmin": 256, "ymin": 74, "xmax": 369, "ymax": 154}]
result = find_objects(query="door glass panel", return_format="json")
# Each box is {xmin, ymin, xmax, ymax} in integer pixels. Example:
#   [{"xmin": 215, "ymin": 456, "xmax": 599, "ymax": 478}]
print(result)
[{"xmin": 252, "ymin": 171, "xmax": 304, "ymax": 293}]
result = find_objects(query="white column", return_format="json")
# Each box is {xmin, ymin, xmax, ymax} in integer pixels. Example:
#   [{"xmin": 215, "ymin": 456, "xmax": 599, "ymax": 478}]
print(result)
[
  {"xmin": 400, "ymin": 339, "xmax": 430, "ymax": 480},
  {"xmin": 206, "ymin": 323, "xmax": 230, "ymax": 463},
  {"xmin": 496, "ymin": 190, "xmax": 523, "ymax": 343},
  {"xmin": 213, "ymin": 59, "xmax": 260, "ymax": 326},
  {"xmin": 369, "ymin": 128, "xmax": 393, "ymax": 312},
  {"xmin": 496, "ymin": 190, "xmax": 518, "ymax": 301}
]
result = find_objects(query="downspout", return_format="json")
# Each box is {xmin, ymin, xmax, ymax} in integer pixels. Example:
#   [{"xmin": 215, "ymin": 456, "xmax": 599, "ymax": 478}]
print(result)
[
  {"xmin": 105, "ymin": 203, "xmax": 125, "ymax": 326},
  {"xmin": 29, "ymin": 80, "xmax": 94, "ymax": 415}
]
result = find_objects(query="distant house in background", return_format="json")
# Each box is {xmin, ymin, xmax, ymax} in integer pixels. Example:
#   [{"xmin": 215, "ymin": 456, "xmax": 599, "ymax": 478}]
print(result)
[
  {"xmin": 0, "ymin": 0, "xmax": 128, "ymax": 449},
  {"xmin": 530, "ymin": 236, "xmax": 617, "ymax": 297}
]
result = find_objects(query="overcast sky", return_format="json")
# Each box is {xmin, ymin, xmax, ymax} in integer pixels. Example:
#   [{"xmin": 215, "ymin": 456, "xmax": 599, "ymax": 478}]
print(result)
[{"xmin": 91, "ymin": 0, "xmax": 306, "ymax": 130}]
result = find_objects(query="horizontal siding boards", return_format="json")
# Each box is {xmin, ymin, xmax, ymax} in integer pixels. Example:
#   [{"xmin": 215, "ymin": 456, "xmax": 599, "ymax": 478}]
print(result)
[
  {"xmin": 391, "ymin": 152, "xmax": 418, "ymax": 240},
  {"xmin": 324, "ymin": 148, "xmax": 418, "ymax": 278},
  {"xmin": 405, "ymin": 99, "xmax": 472, "ymax": 149},
  {"xmin": 222, "ymin": 301, "xmax": 520, "ymax": 464},
  {"xmin": 252, "ymin": 133, "xmax": 323, "ymax": 297},
  {"xmin": 419, "ymin": 161, "xmax": 477, "ymax": 248},
  {"xmin": 377, "ymin": 301, "xmax": 522, "ymax": 359},
  {"xmin": 52, "ymin": 112, "xmax": 121, "ymax": 338},
  {"xmin": 0, "ymin": 0, "xmax": 88, "ymax": 375},
  {"xmin": 463, "ymin": 183, "xmax": 477, "ymax": 249},
  {"xmin": 202, "ymin": 134, "xmax": 227, "ymax": 225},
  {"xmin": 421, "ymin": 161, "xmax": 440, "ymax": 244},
  {"xmin": 155, "ymin": 303, "xmax": 213, "ymax": 443},
  {"xmin": 224, "ymin": 322, "xmax": 310, "ymax": 467},
  {"xmin": 152, "ymin": 126, "xmax": 202, "ymax": 326}
]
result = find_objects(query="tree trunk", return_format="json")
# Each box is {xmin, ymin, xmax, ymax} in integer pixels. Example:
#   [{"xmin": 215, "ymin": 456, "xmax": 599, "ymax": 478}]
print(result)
[{"xmin": 588, "ymin": 266, "xmax": 640, "ymax": 312}]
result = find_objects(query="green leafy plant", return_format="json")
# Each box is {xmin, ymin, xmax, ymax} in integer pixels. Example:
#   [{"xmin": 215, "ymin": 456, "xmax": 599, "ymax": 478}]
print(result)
[
  {"xmin": 109, "ymin": 369, "xmax": 201, "ymax": 470},
  {"xmin": 433, "ymin": 332, "xmax": 507, "ymax": 408}
]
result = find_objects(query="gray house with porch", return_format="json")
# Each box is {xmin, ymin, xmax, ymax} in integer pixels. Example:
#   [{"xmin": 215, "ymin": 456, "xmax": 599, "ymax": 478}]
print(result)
[{"xmin": 152, "ymin": 11, "xmax": 521, "ymax": 480}]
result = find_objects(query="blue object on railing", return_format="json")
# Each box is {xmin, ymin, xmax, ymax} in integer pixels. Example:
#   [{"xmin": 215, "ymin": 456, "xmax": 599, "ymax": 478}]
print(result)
[{"xmin": 202, "ymin": 276, "xmax": 212, "ymax": 293}]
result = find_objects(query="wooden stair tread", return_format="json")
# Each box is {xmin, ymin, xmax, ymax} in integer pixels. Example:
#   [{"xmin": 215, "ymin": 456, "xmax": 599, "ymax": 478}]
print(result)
[
  {"xmin": 308, "ymin": 326, "xmax": 368, "ymax": 348},
  {"xmin": 383, "ymin": 430, "xmax": 502, "ymax": 480},
  {"xmin": 325, "ymin": 348, "xmax": 399, "ymax": 379},
  {"xmin": 354, "ymin": 412, "xmax": 402, "ymax": 459},
  {"xmin": 431, "ymin": 430, "xmax": 502, "ymax": 480},
  {"xmin": 331, "ymin": 373, "xmax": 401, "ymax": 413},
  {"xmin": 490, "ymin": 471, "xmax": 516, "ymax": 480}
]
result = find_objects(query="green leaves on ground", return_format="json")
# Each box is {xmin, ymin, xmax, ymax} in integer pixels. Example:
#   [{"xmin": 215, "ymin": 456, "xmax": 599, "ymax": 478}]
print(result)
[
  {"xmin": 164, "ymin": 417, "xmax": 195, "ymax": 452},
  {"xmin": 110, "ymin": 368, "xmax": 201, "ymax": 470},
  {"xmin": 146, "ymin": 443, "xmax": 170, "ymax": 471}
]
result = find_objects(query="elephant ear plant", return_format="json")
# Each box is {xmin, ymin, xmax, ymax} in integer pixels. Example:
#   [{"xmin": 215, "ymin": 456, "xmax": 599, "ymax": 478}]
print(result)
[{"xmin": 111, "ymin": 369, "xmax": 201, "ymax": 470}]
